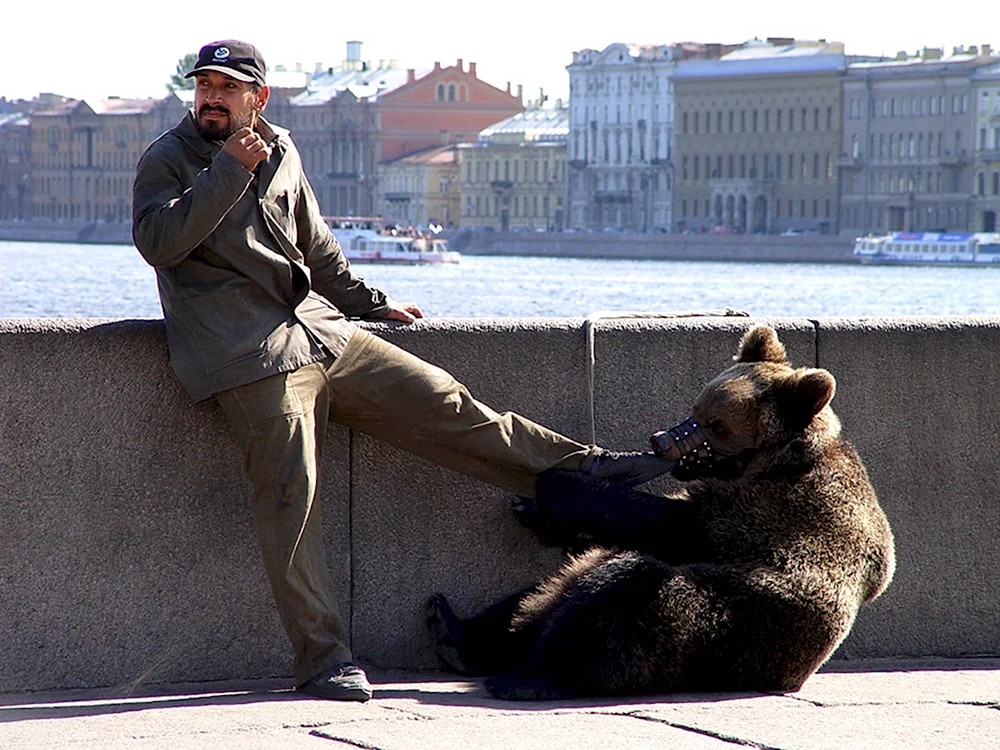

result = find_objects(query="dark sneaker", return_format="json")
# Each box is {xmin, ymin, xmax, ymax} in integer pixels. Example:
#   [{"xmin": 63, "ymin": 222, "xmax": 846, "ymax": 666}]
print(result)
[
  {"xmin": 585, "ymin": 448, "xmax": 676, "ymax": 487},
  {"xmin": 299, "ymin": 663, "xmax": 373, "ymax": 702}
]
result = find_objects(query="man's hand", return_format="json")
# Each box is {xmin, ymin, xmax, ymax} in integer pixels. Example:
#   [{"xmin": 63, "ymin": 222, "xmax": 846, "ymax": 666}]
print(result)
[
  {"xmin": 223, "ymin": 127, "xmax": 272, "ymax": 171},
  {"xmin": 382, "ymin": 301, "xmax": 424, "ymax": 323}
]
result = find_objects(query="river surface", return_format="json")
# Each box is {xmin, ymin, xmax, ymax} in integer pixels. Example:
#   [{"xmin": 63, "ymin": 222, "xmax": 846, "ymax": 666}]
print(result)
[{"xmin": 2, "ymin": 240, "xmax": 998, "ymax": 319}]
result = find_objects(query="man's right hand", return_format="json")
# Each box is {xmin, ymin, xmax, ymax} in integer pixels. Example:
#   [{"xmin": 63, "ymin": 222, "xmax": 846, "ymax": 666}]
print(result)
[{"xmin": 223, "ymin": 127, "xmax": 272, "ymax": 171}]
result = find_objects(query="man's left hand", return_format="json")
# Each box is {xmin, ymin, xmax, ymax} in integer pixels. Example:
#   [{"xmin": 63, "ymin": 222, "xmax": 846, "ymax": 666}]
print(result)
[{"xmin": 382, "ymin": 301, "xmax": 424, "ymax": 323}]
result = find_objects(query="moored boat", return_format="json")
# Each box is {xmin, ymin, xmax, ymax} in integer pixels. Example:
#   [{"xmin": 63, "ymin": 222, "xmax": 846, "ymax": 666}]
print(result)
[
  {"xmin": 324, "ymin": 217, "xmax": 460, "ymax": 264},
  {"xmin": 854, "ymin": 231, "xmax": 1000, "ymax": 266}
]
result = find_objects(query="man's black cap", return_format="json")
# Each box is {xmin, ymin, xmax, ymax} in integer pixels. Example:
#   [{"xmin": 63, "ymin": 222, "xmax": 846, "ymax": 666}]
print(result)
[{"xmin": 185, "ymin": 40, "xmax": 266, "ymax": 86}]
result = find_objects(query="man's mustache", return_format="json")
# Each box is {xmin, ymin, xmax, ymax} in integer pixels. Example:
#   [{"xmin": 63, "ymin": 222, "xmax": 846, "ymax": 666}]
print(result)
[{"xmin": 199, "ymin": 105, "xmax": 230, "ymax": 116}]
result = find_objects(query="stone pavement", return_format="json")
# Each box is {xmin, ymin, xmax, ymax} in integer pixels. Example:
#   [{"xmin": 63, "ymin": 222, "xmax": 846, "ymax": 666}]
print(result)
[{"xmin": 1, "ymin": 659, "xmax": 998, "ymax": 749}]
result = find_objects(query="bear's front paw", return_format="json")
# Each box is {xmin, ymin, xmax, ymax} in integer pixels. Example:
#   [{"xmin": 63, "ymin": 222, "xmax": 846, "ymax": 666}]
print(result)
[{"xmin": 511, "ymin": 495, "xmax": 572, "ymax": 547}]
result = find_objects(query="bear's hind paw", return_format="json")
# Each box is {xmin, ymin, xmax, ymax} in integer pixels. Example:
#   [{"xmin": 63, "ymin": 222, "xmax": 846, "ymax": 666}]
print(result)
[
  {"xmin": 425, "ymin": 594, "xmax": 473, "ymax": 675},
  {"xmin": 485, "ymin": 671, "xmax": 571, "ymax": 702}
]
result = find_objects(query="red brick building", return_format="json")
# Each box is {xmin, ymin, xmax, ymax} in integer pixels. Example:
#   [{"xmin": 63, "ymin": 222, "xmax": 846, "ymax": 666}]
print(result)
[{"xmin": 377, "ymin": 60, "xmax": 524, "ymax": 162}]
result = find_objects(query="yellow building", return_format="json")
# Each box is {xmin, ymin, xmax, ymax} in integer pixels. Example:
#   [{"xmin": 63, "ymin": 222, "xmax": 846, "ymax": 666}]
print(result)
[
  {"xmin": 29, "ymin": 93, "xmax": 186, "ymax": 222},
  {"xmin": 458, "ymin": 105, "xmax": 568, "ymax": 231},
  {"xmin": 376, "ymin": 144, "xmax": 460, "ymax": 227}
]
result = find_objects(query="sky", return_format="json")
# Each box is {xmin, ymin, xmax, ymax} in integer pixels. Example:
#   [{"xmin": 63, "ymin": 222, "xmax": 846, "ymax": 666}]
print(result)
[{"xmin": 3, "ymin": 1, "xmax": 995, "ymax": 106}]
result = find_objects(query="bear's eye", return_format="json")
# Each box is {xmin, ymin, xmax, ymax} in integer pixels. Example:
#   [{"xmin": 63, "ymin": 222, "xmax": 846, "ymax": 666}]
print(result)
[{"xmin": 710, "ymin": 422, "xmax": 728, "ymax": 438}]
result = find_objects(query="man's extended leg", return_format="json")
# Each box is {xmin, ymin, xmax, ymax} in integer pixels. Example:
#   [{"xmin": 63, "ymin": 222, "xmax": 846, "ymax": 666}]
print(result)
[
  {"xmin": 322, "ymin": 328, "xmax": 672, "ymax": 497},
  {"xmin": 216, "ymin": 363, "xmax": 368, "ymax": 700}
]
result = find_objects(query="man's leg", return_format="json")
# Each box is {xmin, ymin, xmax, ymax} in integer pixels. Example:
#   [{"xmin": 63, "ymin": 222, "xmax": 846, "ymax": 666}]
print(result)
[
  {"xmin": 322, "ymin": 328, "xmax": 671, "ymax": 497},
  {"xmin": 216, "ymin": 363, "xmax": 363, "ymax": 696}
]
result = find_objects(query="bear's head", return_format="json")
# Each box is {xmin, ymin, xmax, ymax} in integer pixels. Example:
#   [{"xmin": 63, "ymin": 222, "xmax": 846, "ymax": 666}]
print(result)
[{"xmin": 656, "ymin": 326, "xmax": 840, "ymax": 482}]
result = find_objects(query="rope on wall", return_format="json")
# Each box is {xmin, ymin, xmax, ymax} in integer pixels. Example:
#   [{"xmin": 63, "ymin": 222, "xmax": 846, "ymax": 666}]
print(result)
[{"xmin": 583, "ymin": 309, "xmax": 751, "ymax": 445}]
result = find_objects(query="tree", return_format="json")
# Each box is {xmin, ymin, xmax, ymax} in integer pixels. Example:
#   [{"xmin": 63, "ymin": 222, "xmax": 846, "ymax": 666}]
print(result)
[{"xmin": 167, "ymin": 53, "xmax": 199, "ymax": 94}]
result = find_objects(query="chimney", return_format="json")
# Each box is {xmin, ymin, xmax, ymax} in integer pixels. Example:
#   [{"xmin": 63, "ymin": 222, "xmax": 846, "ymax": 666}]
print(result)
[
  {"xmin": 469, "ymin": 62, "xmax": 477, "ymax": 77},
  {"xmin": 968, "ymin": 45, "xmax": 979, "ymax": 56},
  {"xmin": 315, "ymin": 62, "xmax": 323, "ymax": 73},
  {"xmin": 983, "ymin": 44, "xmax": 993, "ymax": 57},
  {"xmin": 895, "ymin": 51, "xmax": 907, "ymax": 61},
  {"xmin": 433, "ymin": 61, "xmax": 442, "ymax": 71},
  {"xmin": 506, "ymin": 82, "xmax": 511, "ymax": 94},
  {"xmin": 923, "ymin": 47, "xmax": 943, "ymax": 60},
  {"xmin": 456, "ymin": 58, "xmax": 463, "ymax": 72},
  {"xmin": 345, "ymin": 40, "xmax": 362, "ymax": 70},
  {"xmin": 517, "ymin": 84, "xmax": 523, "ymax": 102},
  {"xmin": 407, "ymin": 68, "xmax": 416, "ymax": 83}
]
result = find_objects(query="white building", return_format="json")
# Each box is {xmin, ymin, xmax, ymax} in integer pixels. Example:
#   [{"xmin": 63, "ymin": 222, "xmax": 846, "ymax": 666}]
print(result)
[
  {"xmin": 972, "ymin": 59, "xmax": 1000, "ymax": 231},
  {"xmin": 565, "ymin": 43, "xmax": 693, "ymax": 232}
]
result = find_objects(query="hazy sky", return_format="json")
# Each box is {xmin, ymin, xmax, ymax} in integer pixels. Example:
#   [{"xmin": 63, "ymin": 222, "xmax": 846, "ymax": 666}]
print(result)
[{"xmin": 4, "ymin": 1, "xmax": 993, "ymax": 105}]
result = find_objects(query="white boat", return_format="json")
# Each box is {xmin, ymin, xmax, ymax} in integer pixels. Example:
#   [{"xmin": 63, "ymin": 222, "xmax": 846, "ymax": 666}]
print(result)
[
  {"xmin": 324, "ymin": 217, "xmax": 460, "ymax": 264},
  {"xmin": 854, "ymin": 231, "xmax": 1000, "ymax": 266}
]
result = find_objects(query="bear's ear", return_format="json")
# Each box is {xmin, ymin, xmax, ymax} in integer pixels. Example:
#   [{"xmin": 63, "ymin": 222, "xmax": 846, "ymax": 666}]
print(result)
[
  {"xmin": 776, "ymin": 368, "xmax": 836, "ymax": 431},
  {"xmin": 734, "ymin": 325, "xmax": 788, "ymax": 364}
]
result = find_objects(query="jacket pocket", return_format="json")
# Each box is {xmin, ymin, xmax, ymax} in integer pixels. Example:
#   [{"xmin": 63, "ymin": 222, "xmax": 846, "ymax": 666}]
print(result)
[{"xmin": 181, "ymin": 288, "xmax": 271, "ymax": 373}]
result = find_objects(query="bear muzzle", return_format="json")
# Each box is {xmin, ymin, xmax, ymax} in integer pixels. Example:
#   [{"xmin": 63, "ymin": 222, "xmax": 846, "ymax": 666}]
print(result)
[{"xmin": 650, "ymin": 418, "xmax": 714, "ymax": 473}]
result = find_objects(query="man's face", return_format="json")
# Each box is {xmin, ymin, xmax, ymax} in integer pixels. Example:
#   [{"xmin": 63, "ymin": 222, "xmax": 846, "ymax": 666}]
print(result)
[{"xmin": 193, "ymin": 70, "xmax": 267, "ymax": 140}]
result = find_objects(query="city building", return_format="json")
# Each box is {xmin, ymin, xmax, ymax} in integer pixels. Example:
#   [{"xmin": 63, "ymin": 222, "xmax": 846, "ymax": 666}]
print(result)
[
  {"xmin": 0, "ymin": 110, "xmax": 30, "ymax": 219},
  {"xmin": 271, "ymin": 42, "xmax": 409, "ymax": 217},
  {"xmin": 29, "ymin": 93, "xmax": 186, "ymax": 222},
  {"xmin": 377, "ymin": 60, "xmax": 524, "ymax": 163},
  {"xmin": 672, "ymin": 39, "xmax": 846, "ymax": 235},
  {"xmin": 458, "ymin": 104, "xmax": 568, "ymax": 231},
  {"xmin": 839, "ymin": 46, "xmax": 997, "ymax": 236},
  {"xmin": 566, "ymin": 43, "xmax": 686, "ymax": 232},
  {"xmin": 376, "ymin": 144, "xmax": 459, "ymax": 227},
  {"xmin": 972, "ymin": 59, "xmax": 1000, "ymax": 231}
]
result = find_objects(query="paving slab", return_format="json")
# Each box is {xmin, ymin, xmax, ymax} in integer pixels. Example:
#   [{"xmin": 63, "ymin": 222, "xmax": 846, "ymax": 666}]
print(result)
[{"xmin": 0, "ymin": 661, "xmax": 998, "ymax": 749}]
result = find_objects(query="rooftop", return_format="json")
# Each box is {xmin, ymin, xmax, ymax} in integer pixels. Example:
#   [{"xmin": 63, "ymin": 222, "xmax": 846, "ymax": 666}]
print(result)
[{"xmin": 477, "ymin": 106, "xmax": 569, "ymax": 144}]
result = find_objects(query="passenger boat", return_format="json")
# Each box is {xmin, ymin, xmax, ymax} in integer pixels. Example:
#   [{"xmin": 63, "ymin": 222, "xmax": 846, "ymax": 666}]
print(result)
[
  {"xmin": 854, "ymin": 232, "xmax": 1000, "ymax": 266},
  {"xmin": 324, "ymin": 217, "xmax": 460, "ymax": 264}
]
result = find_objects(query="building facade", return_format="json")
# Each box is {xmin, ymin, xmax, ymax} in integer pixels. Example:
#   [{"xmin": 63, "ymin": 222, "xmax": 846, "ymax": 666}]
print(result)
[
  {"xmin": 376, "ymin": 144, "xmax": 459, "ymax": 227},
  {"xmin": 377, "ymin": 60, "xmax": 524, "ymax": 164},
  {"xmin": 0, "ymin": 110, "xmax": 30, "ymax": 219},
  {"xmin": 672, "ymin": 40, "xmax": 846, "ymax": 236},
  {"xmin": 972, "ymin": 60, "xmax": 1000, "ymax": 232},
  {"xmin": 565, "ymin": 43, "xmax": 686, "ymax": 232},
  {"xmin": 458, "ymin": 105, "xmax": 568, "ymax": 231},
  {"xmin": 839, "ymin": 48, "xmax": 995, "ymax": 236},
  {"xmin": 29, "ymin": 93, "xmax": 186, "ymax": 222},
  {"xmin": 272, "ymin": 42, "xmax": 409, "ymax": 218}
]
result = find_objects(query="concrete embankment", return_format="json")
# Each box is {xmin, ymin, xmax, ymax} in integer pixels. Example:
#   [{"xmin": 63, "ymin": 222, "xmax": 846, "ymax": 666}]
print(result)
[
  {"xmin": 0, "ymin": 219, "xmax": 132, "ymax": 245},
  {"xmin": 445, "ymin": 229, "xmax": 857, "ymax": 263},
  {"xmin": 0, "ymin": 219, "xmax": 856, "ymax": 262},
  {"xmin": 1, "ymin": 315, "xmax": 997, "ymax": 693}
]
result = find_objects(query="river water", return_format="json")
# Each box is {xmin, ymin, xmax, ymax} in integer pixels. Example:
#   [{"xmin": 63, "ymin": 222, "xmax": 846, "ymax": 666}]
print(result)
[{"xmin": 2, "ymin": 240, "xmax": 998, "ymax": 319}]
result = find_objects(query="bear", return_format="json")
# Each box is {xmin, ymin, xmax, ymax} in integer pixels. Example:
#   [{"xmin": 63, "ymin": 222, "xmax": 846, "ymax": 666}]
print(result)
[{"xmin": 426, "ymin": 325, "xmax": 895, "ymax": 701}]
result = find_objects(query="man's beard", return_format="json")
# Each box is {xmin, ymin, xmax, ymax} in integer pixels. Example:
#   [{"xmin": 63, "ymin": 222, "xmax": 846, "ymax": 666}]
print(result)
[{"xmin": 195, "ymin": 105, "xmax": 254, "ymax": 141}]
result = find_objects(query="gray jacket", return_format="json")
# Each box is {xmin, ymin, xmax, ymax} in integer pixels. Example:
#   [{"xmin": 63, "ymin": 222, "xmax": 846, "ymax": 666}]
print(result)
[{"xmin": 133, "ymin": 112, "xmax": 390, "ymax": 401}]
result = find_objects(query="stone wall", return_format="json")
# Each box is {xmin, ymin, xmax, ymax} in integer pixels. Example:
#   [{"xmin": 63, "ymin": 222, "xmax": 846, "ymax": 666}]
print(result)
[{"xmin": 1, "ymin": 315, "xmax": 997, "ymax": 691}]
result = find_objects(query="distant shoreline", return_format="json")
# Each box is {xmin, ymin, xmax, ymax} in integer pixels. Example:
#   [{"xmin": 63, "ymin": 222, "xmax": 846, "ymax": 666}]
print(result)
[{"xmin": 0, "ymin": 220, "xmax": 857, "ymax": 264}]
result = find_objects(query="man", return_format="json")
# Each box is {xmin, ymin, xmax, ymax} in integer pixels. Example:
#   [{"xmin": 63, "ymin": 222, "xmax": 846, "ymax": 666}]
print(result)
[{"xmin": 133, "ymin": 40, "xmax": 672, "ymax": 703}]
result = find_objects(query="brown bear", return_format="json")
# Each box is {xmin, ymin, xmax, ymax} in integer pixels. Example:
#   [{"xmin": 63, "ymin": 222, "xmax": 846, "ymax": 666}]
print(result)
[{"xmin": 426, "ymin": 325, "xmax": 895, "ymax": 701}]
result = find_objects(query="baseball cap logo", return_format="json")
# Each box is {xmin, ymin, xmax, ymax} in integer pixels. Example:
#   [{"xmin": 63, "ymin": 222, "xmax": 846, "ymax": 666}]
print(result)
[{"xmin": 214, "ymin": 47, "xmax": 231, "ymax": 60}]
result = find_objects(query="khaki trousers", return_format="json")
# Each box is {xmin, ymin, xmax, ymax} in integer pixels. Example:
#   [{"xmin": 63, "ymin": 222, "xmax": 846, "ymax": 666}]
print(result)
[{"xmin": 216, "ymin": 327, "xmax": 596, "ymax": 685}]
